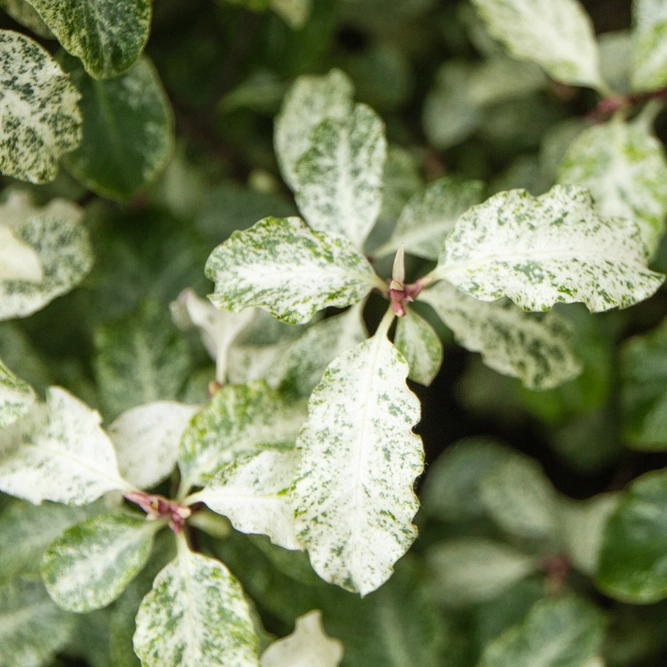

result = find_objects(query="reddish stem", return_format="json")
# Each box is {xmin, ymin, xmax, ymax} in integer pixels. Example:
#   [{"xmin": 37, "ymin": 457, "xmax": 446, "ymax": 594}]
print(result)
[
  {"xmin": 588, "ymin": 86, "xmax": 667, "ymax": 123},
  {"xmin": 124, "ymin": 491, "xmax": 192, "ymax": 535}
]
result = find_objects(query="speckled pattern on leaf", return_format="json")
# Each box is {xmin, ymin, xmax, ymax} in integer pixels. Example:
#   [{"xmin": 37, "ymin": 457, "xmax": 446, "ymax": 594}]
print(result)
[
  {"xmin": 632, "ymin": 0, "xmax": 667, "ymax": 91},
  {"xmin": 205, "ymin": 217, "xmax": 381, "ymax": 325},
  {"xmin": 293, "ymin": 331, "xmax": 424, "ymax": 595},
  {"xmin": 0, "ymin": 30, "xmax": 81, "ymax": 183},
  {"xmin": 394, "ymin": 307, "xmax": 443, "ymax": 386},
  {"xmin": 133, "ymin": 549, "xmax": 259, "ymax": 667},
  {"xmin": 421, "ymin": 281, "xmax": 582, "ymax": 390},
  {"xmin": 0, "ymin": 357, "xmax": 35, "ymax": 429},
  {"xmin": 434, "ymin": 185, "xmax": 664, "ymax": 313}
]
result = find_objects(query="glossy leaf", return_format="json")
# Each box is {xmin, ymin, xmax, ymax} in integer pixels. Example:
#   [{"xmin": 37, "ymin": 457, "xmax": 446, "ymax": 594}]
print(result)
[
  {"xmin": 0, "ymin": 358, "xmax": 36, "ymax": 429},
  {"xmin": 394, "ymin": 307, "xmax": 443, "ymax": 386},
  {"xmin": 632, "ymin": 0, "xmax": 667, "ymax": 91}
]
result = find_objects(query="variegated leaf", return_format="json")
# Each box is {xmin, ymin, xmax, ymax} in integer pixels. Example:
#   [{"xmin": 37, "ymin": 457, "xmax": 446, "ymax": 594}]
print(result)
[
  {"xmin": 0, "ymin": 386, "xmax": 131, "ymax": 505},
  {"xmin": 206, "ymin": 217, "xmax": 382, "ymax": 325},
  {"xmin": 432, "ymin": 185, "xmax": 664, "ymax": 312},
  {"xmin": 293, "ymin": 318, "xmax": 424, "ymax": 595},
  {"xmin": 470, "ymin": 0, "xmax": 604, "ymax": 89},
  {"xmin": 189, "ymin": 448, "xmax": 302, "ymax": 551},
  {"xmin": 0, "ymin": 0, "xmax": 53, "ymax": 38},
  {"xmin": 108, "ymin": 401, "xmax": 201, "ymax": 490},
  {"xmin": 274, "ymin": 69, "xmax": 354, "ymax": 191},
  {"xmin": 420, "ymin": 281, "xmax": 582, "ymax": 390},
  {"xmin": 42, "ymin": 512, "xmax": 161, "ymax": 612},
  {"xmin": 0, "ymin": 358, "xmax": 36, "ymax": 429},
  {"xmin": 133, "ymin": 546, "xmax": 259, "ymax": 667},
  {"xmin": 0, "ymin": 191, "xmax": 93, "ymax": 321},
  {"xmin": 293, "ymin": 104, "xmax": 386, "ymax": 249},
  {"xmin": 0, "ymin": 224, "xmax": 42, "ymax": 283},
  {"xmin": 394, "ymin": 307, "xmax": 443, "ymax": 386},
  {"xmin": 558, "ymin": 117, "xmax": 667, "ymax": 252},
  {"xmin": 632, "ymin": 0, "xmax": 667, "ymax": 91},
  {"xmin": 0, "ymin": 30, "xmax": 81, "ymax": 183},
  {"xmin": 179, "ymin": 381, "xmax": 306, "ymax": 493}
]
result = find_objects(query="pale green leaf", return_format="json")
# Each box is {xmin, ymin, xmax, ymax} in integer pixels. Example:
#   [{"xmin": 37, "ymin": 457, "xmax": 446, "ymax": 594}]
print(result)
[
  {"xmin": 61, "ymin": 55, "xmax": 174, "ymax": 199},
  {"xmin": 293, "ymin": 104, "xmax": 386, "ymax": 249},
  {"xmin": 260, "ymin": 610, "xmax": 343, "ymax": 667},
  {"xmin": 205, "ymin": 217, "xmax": 381, "ymax": 325},
  {"xmin": 271, "ymin": 0, "xmax": 311, "ymax": 29},
  {"xmin": 190, "ymin": 448, "xmax": 302, "ymax": 551},
  {"xmin": 0, "ymin": 191, "xmax": 92, "ymax": 321},
  {"xmin": 632, "ymin": 0, "xmax": 667, "ymax": 91},
  {"xmin": 378, "ymin": 144, "xmax": 423, "ymax": 222},
  {"xmin": 394, "ymin": 307, "xmax": 443, "ymax": 386},
  {"xmin": 0, "ymin": 0, "xmax": 53, "ymax": 38},
  {"xmin": 467, "ymin": 56, "xmax": 548, "ymax": 106},
  {"xmin": 0, "ymin": 386, "xmax": 130, "ymax": 505},
  {"xmin": 108, "ymin": 401, "xmax": 201, "ymax": 490},
  {"xmin": 26, "ymin": 0, "xmax": 151, "ymax": 79},
  {"xmin": 274, "ymin": 69, "xmax": 354, "ymax": 192},
  {"xmin": 0, "ymin": 357, "xmax": 36, "ymax": 429},
  {"xmin": 0, "ymin": 30, "xmax": 81, "ymax": 183},
  {"xmin": 599, "ymin": 30, "xmax": 633, "ymax": 94},
  {"xmin": 558, "ymin": 117, "xmax": 667, "ymax": 252},
  {"xmin": 421, "ymin": 281, "xmax": 582, "ymax": 390},
  {"xmin": 133, "ymin": 547, "xmax": 259, "ymax": 667},
  {"xmin": 433, "ymin": 185, "xmax": 664, "ymax": 312},
  {"xmin": 42, "ymin": 511, "xmax": 161, "ymax": 612},
  {"xmin": 470, "ymin": 0, "xmax": 604, "ymax": 89},
  {"xmin": 293, "ymin": 322, "xmax": 424, "ymax": 595}
]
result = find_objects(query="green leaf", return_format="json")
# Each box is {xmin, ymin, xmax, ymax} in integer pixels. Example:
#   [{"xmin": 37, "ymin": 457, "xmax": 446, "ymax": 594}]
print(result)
[
  {"xmin": 0, "ymin": 0, "xmax": 53, "ymax": 38},
  {"xmin": 0, "ymin": 357, "xmax": 36, "ymax": 429},
  {"xmin": 0, "ymin": 30, "xmax": 81, "ymax": 183},
  {"xmin": 0, "ymin": 578, "xmax": 74, "ymax": 667},
  {"xmin": 477, "ymin": 595, "xmax": 605, "ymax": 667},
  {"xmin": 632, "ymin": 0, "xmax": 667, "ymax": 91},
  {"xmin": 394, "ymin": 307, "xmax": 443, "ymax": 386},
  {"xmin": 274, "ymin": 69, "xmax": 354, "ymax": 192},
  {"xmin": 421, "ymin": 281, "xmax": 582, "ymax": 390},
  {"xmin": 292, "ymin": 319, "xmax": 424, "ymax": 595},
  {"xmin": 42, "ymin": 511, "xmax": 161, "ymax": 612},
  {"xmin": 133, "ymin": 546, "xmax": 259, "ymax": 667},
  {"xmin": 0, "ymin": 386, "xmax": 130, "ymax": 505},
  {"xmin": 61, "ymin": 55, "xmax": 174, "ymax": 199},
  {"xmin": 270, "ymin": 0, "xmax": 311, "ymax": 29},
  {"xmin": 427, "ymin": 537, "xmax": 537, "ymax": 605},
  {"xmin": 467, "ymin": 56, "xmax": 548, "ymax": 106},
  {"xmin": 597, "ymin": 467, "xmax": 667, "ymax": 603},
  {"xmin": 293, "ymin": 104, "xmax": 386, "ymax": 249},
  {"xmin": 179, "ymin": 381, "xmax": 306, "ymax": 492},
  {"xmin": 205, "ymin": 217, "xmax": 382, "ymax": 325},
  {"xmin": 432, "ymin": 185, "xmax": 664, "ymax": 313},
  {"xmin": 470, "ymin": 0, "xmax": 604, "ymax": 89},
  {"xmin": 26, "ymin": 0, "xmax": 151, "ymax": 79},
  {"xmin": 558, "ymin": 117, "xmax": 667, "ymax": 253}
]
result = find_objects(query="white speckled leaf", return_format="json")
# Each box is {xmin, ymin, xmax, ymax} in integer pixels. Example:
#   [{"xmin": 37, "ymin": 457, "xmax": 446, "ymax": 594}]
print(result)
[
  {"xmin": 0, "ymin": 358, "xmax": 36, "ymax": 429},
  {"xmin": 42, "ymin": 511, "xmax": 161, "ymax": 612},
  {"xmin": 271, "ymin": 0, "xmax": 311, "ymax": 29},
  {"xmin": 0, "ymin": 224, "xmax": 43, "ymax": 284},
  {"xmin": 420, "ymin": 281, "xmax": 582, "ymax": 390},
  {"xmin": 293, "ymin": 104, "xmax": 386, "ymax": 249},
  {"xmin": 558, "ymin": 118, "xmax": 667, "ymax": 252},
  {"xmin": 0, "ymin": 386, "xmax": 131, "ymax": 505},
  {"xmin": 0, "ymin": 30, "xmax": 81, "ymax": 183},
  {"xmin": 292, "ymin": 326, "xmax": 424, "ymax": 595},
  {"xmin": 133, "ymin": 547, "xmax": 259, "ymax": 667},
  {"xmin": 394, "ymin": 308, "xmax": 443, "ymax": 386},
  {"xmin": 433, "ymin": 185, "xmax": 664, "ymax": 313},
  {"xmin": 25, "ymin": 0, "xmax": 151, "ymax": 79},
  {"xmin": 0, "ymin": 0, "xmax": 53, "ymax": 38},
  {"xmin": 108, "ymin": 401, "xmax": 201, "ymax": 490},
  {"xmin": 470, "ymin": 0, "xmax": 603, "ymax": 89},
  {"xmin": 205, "ymin": 217, "xmax": 381, "ymax": 325},
  {"xmin": 632, "ymin": 0, "xmax": 667, "ymax": 91},
  {"xmin": 260, "ymin": 610, "xmax": 343, "ymax": 667},
  {"xmin": 191, "ymin": 448, "xmax": 302, "ymax": 551},
  {"xmin": 275, "ymin": 69, "xmax": 354, "ymax": 191},
  {"xmin": 373, "ymin": 178, "xmax": 484, "ymax": 260},
  {"xmin": 0, "ymin": 191, "xmax": 92, "ymax": 321}
]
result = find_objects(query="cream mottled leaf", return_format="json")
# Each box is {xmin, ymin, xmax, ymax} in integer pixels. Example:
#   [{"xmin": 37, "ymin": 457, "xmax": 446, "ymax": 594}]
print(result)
[
  {"xmin": 25, "ymin": 0, "xmax": 151, "ymax": 79},
  {"xmin": 0, "ymin": 191, "xmax": 92, "ymax": 321},
  {"xmin": 293, "ymin": 323, "xmax": 424, "ymax": 595},
  {"xmin": 42, "ymin": 512, "xmax": 161, "ymax": 613},
  {"xmin": 0, "ymin": 224, "xmax": 42, "ymax": 284},
  {"xmin": 558, "ymin": 118, "xmax": 667, "ymax": 252},
  {"xmin": 275, "ymin": 69, "xmax": 354, "ymax": 191},
  {"xmin": 108, "ymin": 401, "xmax": 201, "ymax": 490},
  {"xmin": 133, "ymin": 548, "xmax": 259, "ymax": 667},
  {"xmin": 0, "ymin": 0, "xmax": 53, "ymax": 38},
  {"xmin": 433, "ymin": 185, "xmax": 664, "ymax": 312},
  {"xmin": 632, "ymin": 0, "xmax": 667, "ymax": 91},
  {"xmin": 191, "ymin": 449, "xmax": 302, "ymax": 551},
  {"xmin": 0, "ymin": 386, "xmax": 130, "ymax": 505},
  {"xmin": 293, "ymin": 104, "xmax": 386, "ymax": 249},
  {"xmin": 421, "ymin": 281, "xmax": 582, "ymax": 390},
  {"xmin": 470, "ymin": 0, "xmax": 603, "ymax": 89},
  {"xmin": 394, "ymin": 308, "xmax": 443, "ymax": 386},
  {"xmin": 205, "ymin": 217, "xmax": 381, "ymax": 325},
  {"xmin": 0, "ymin": 30, "xmax": 81, "ymax": 183},
  {"xmin": 0, "ymin": 358, "xmax": 36, "ymax": 429}
]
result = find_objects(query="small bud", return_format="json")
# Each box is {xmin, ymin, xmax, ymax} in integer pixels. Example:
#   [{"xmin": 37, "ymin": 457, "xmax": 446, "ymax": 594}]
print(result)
[{"xmin": 392, "ymin": 245, "xmax": 406, "ymax": 287}]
